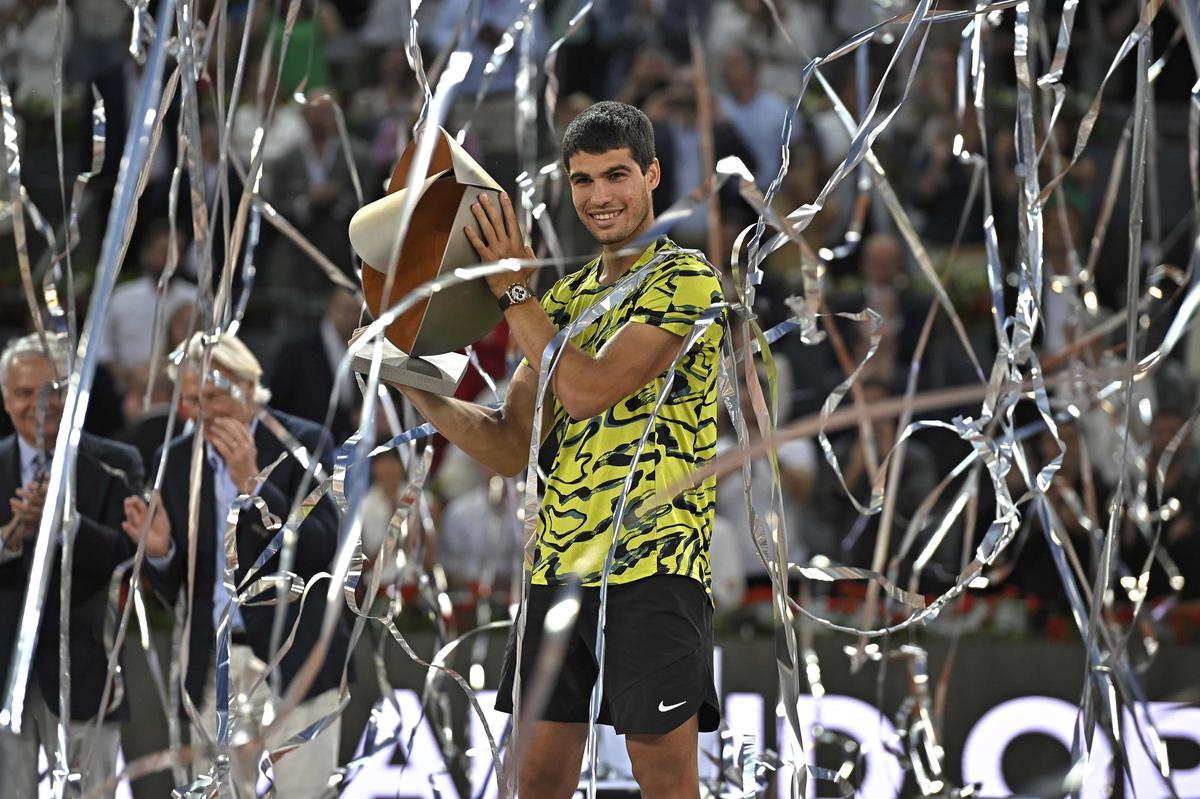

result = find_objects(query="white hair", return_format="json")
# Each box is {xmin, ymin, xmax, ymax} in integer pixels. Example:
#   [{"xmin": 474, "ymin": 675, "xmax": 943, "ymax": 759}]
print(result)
[
  {"xmin": 0, "ymin": 332, "xmax": 71, "ymax": 392},
  {"xmin": 168, "ymin": 331, "xmax": 272, "ymax": 405}
]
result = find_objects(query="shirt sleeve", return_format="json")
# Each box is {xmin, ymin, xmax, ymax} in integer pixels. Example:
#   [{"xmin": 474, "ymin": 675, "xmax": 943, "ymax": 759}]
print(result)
[
  {"xmin": 627, "ymin": 256, "xmax": 723, "ymax": 338},
  {"xmin": 777, "ymin": 438, "xmax": 817, "ymax": 472},
  {"xmin": 146, "ymin": 538, "xmax": 176, "ymax": 571}
]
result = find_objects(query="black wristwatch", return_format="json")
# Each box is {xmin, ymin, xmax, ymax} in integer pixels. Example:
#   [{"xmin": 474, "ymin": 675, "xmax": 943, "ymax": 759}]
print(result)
[{"xmin": 497, "ymin": 282, "xmax": 533, "ymax": 312}]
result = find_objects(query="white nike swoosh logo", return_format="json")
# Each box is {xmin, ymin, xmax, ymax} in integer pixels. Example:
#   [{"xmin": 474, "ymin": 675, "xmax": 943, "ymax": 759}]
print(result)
[{"xmin": 658, "ymin": 700, "xmax": 686, "ymax": 712}]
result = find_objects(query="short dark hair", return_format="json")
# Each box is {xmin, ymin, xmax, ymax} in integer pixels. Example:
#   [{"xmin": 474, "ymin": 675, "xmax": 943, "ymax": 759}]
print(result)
[{"xmin": 561, "ymin": 101, "xmax": 656, "ymax": 173}]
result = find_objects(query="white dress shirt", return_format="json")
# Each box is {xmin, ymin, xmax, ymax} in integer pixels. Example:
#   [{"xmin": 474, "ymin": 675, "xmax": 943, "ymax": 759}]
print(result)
[
  {"xmin": 148, "ymin": 421, "xmax": 258, "ymax": 634},
  {"xmin": 96, "ymin": 275, "xmax": 197, "ymax": 370},
  {"xmin": 207, "ymin": 442, "xmax": 247, "ymax": 634}
]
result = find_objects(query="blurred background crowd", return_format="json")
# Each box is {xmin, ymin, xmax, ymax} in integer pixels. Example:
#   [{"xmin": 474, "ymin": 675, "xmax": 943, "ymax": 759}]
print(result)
[{"xmin": 1, "ymin": 0, "xmax": 1199, "ymax": 640}]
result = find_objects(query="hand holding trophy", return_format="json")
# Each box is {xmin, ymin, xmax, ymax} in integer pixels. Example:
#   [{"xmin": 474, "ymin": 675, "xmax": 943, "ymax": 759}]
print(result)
[{"xmin": 348, "ymin": 128, "xmax": 521, "ymax": 394}]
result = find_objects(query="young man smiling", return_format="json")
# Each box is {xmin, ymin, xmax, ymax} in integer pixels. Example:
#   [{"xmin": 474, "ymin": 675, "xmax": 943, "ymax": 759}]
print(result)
[{"xmin": 389, "ymin": 101, "xmax": 725, "ymax": 797}]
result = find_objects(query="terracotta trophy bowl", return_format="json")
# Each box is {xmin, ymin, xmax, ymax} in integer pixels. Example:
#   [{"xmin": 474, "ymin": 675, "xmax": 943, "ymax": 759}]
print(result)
[{"xmin": 348, "ymin": 128, "xmax": 505, "ymax": 394}]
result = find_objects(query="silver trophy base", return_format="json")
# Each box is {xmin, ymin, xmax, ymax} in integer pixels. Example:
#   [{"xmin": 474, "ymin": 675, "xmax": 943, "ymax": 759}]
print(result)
[{"xmin": 351, "ymin": 339, "xmax": 469, "ymax": 396}]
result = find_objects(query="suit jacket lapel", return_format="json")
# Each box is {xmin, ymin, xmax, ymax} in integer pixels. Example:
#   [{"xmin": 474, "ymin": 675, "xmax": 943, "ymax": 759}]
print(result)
[
  {"xmin": 173, "ymin": 433, "xmax": 218, "ymax": 573},
  {"xmin": 0, "ymin": 436, "xmax": 18, "ymax": 528},
  {"xmin": 199, "ymin": 452, "xmax": 216, "ymax": 564},
  {"xmin": 254, "ymin": 414, "xmax": 288, "ymax": 476}
]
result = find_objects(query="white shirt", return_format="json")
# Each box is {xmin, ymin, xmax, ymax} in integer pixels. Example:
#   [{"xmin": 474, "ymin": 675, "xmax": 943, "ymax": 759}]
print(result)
[
  {"xmin": 708, "ymin": 514, "xmax": 746, "ymax": 611},
  {"xmin": 97, "ymin": 275, "xmax": 197, "ymax": 370},
  {"xmin": 359, "ymin": 484, "xmax": 400, "ymax": 586},
  {"xmin": 16, "ymin": 435, "xmax": 44, "ymax": 486},
  {"xmin": 715, "ymin": 435, "xmax": 817, "ymax": 578},
  {"xmin": 667, "ymin": 121, "xmax": 707, "ymax": 242},
  {"xmin": 437, "ymin": 487, "xmax": 520, "ymax": 584},
  {"xmin": 719, "ymin": 91, "xmax": 791, "ymax": 190},
  {"xmin": 14, "ymin": 7, "xmax": 71, "ymax": 106},
  {"xmin": 206, "ymin": 442, "xmax": 247, "ymax": 634}
]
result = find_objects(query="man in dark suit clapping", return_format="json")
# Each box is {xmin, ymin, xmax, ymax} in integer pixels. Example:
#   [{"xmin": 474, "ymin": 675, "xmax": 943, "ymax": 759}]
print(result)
[
  {"xmin": 0, "ymin": 332, "xmax": 143, "ymax": 799},
  {"xmin": 122, "ymin": 332, "xmax": 350, "ymax": 794}
]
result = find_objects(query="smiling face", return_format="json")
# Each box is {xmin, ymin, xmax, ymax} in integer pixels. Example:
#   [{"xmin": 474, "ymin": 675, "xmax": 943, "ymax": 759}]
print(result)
[
  {"xmin": 567, "ymin": 147, "xmax": 660, "ymax": 251},
  {"xmin": 1, "ymin": 355, "xmax": 64, "ymax": 448}
]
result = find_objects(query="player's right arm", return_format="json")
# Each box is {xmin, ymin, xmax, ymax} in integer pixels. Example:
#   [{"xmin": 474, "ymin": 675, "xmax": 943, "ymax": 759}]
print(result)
[{"xmin": 391, "ymin": 360, "xmax": 549, "ymax": 477}]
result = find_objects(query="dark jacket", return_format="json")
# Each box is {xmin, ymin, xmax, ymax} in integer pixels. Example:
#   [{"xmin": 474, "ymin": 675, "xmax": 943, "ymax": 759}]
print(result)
[
  {"xmin": 148, "ymin": 410, "xmax": 349, "ymax": 705},
  {"xmin": 267, "ymin": 331, "xmax": 355, "ymax": 445},
  {"xmin": 0, "ymin": 433, "xmax": 143, "ymax": 721}
]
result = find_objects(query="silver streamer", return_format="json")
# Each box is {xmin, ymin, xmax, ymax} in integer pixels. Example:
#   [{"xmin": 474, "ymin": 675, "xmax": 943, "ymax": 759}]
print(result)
[{"xmin": 7, "ymin": 0, "xmax": 1200, "ymax": 796}]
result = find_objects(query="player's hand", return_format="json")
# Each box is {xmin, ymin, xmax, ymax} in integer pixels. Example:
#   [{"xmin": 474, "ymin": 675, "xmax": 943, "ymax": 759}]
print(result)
[
  {"xmin": 205, "ymin": 417, "xmax": 260, "ymax": 493},
  {"xmin": 464, "ymin": 192, "xmax": 536, "ymax": 298},
  {"xmin": 122, "ymin": 495, "xmax": 172, "ymax": 558}
]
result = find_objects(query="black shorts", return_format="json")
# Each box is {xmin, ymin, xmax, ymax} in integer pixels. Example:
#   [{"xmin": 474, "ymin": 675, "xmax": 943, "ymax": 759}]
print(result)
[{"xmin": 495, "ymin": 575, "xmax": 721, "ymax": 735}]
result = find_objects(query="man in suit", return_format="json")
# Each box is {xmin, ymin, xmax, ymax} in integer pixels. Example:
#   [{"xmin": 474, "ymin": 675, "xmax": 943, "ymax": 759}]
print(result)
[
  {"xmin": 267, "ymin": 286, "xmax": 360, "ymax": 443},
  {"xmin": 262, "ymin": 92, "xmax": 367, "ymax": 298},
  {"xmin": 122, "ymin": 332, "xmax": 349, "ymax": 794},
  {"xmin": 0, "ymin": 332, "xmax": 143, "ymax": 799}
]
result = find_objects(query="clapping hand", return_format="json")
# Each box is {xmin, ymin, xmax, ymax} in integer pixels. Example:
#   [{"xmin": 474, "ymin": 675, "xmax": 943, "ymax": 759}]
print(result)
[
  {"xmin": 6, "ymin": 477, "xmax": 47, "ymax": 548},
  {"xmin": 122, "ymin": 495, "xmax": 172, "ymax": 558}
]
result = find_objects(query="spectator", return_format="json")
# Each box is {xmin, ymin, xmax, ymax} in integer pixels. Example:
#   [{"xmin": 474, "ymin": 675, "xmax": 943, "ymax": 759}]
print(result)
[
  {"xmin": 811, "ymin": 377, "xmax": 939, "ymax": 569},
  {"xmin": 613, "ymin": 47, "xmax": 676, "ymax": 111},
  {"xmin": 833, "ymin": 232, "xmax": 930, "ymax": 386},
  {"xmin": 10, "ymin": 0, "xmax": 70, "ymax": 111},
  {"xmin": 591, "ymin": 0, "xmax": 694, "ymax": 100},
  {"xmin": 436, "ymin": 463, "xmax": 521, "ymax": 593},
  {"xmin": 230, "ymin": 58, "xmax": 308, "ymax": 170},
  {"xmin": 717, "ymin": 44, "xmax": 790, "ymax": 191},
  {"xmin": 910, "ymin": 105, "xmax": 985, "ymax": 248},
  {"xmin": 268, "ymin": 286, "xmax": 362, "ymax": 443},
  {"xmin": 425, "ymin": 0, "xmax": 546, "ymax": 183},
  {"xmin": 122, "ymin": 332, "xmax": 350, "ymax": 792},
  {"xmin": 97, "ymin": 218, "xmax": 198, "ymax": 389},
  {"xmin": 0, "ymin": 332, "xmax": 143, "ymax": 798},
  {"xmin": 768, "ymin": 133, "xmax": 843, "ymax": 258},
  {"xmin": 715, "ymin": 369, "xmax": 817, "ymax": 590},
  {"xmin": 114, "ymin": 358, "xmax": 182, "ymax": 475},
  {"xmin": 645, "ymin": 65, "xmax": 757, "ymax": 247},
  {"xmin": 266, "ymin": 1, "xmax": 342, "ymax": 98},
  {"xmin": 360, "ymin": 448, "xmax": 406, "ymax": 589},
  {"xmin": 347, "ymin": 45, "xmax": 410, "ymax": 135},
  {"xmin": 193, "ymin": 114, "xmax": 246, "ymax": 295},
  {"xmin": 263, "ymin": 92, "xmax": 366, "ymax": 297},
  {"xmin": 347, "ymin": 46, "xmax": 415, "ymax": 181},
  {"xmin": 357, "ymin": 0, "xmax": 411, "ymax": 49},
  {"xmin": 707, "ymin": 0, "xmax": 830, "ymax": 101}
]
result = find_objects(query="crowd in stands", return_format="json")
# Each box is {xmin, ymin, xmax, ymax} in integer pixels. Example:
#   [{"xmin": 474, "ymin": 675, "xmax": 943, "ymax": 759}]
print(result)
[{"xmin": 1, "ymin": 0, "xmax": 1199, "ymax": 631}]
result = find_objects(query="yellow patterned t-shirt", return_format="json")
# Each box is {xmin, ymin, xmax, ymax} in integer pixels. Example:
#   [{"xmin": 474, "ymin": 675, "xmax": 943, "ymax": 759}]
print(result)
[{"xmin": 529, "ymin": 238, "xmax": 725, "ymax": 596}]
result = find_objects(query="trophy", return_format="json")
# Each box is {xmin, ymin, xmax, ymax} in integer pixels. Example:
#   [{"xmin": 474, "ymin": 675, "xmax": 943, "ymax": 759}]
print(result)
[{"xmin": 348, "ymin": 128, "xmax": 504, "ymax": 394}]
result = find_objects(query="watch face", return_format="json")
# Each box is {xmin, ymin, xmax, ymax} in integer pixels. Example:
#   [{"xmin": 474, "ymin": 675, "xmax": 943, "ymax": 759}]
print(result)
[{"xmin": 509, "ymin": 284, "xmax": 531, "ymax": 302}]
